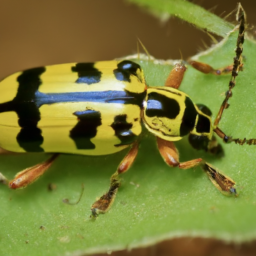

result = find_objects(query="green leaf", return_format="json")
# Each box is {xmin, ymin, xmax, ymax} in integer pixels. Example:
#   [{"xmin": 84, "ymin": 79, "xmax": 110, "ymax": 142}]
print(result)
[
  {"xmin": 127, "ymin": 0, "xmax": 234, "ymax": 37},
  {"xmin": 1, "ymin": 5, "xmax": 256, "ymax": 256}
]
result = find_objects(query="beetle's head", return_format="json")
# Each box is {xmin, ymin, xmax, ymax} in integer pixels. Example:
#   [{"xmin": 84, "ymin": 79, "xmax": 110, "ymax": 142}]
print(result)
[{"xmin": 142, "ymin": 87, "xmax": 213, "ymax": 141}]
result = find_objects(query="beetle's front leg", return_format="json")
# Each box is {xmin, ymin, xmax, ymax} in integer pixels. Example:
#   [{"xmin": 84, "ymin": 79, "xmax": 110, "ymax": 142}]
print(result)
[
  {"xmin": 91, "ymin": 141, "xmax": 139, "ymax": 218},
  {"xmin": 157, "ymin": 137, "xmax": 236, "ymax": 196},
  {"xmin": 163, "ymin": 60, "xmax": 239, "ymax": 90},
  {"xmin": 188, "ymin": 60, "xmax": 237, "ymax": 75},
  {"xmin": 0, "ymin": 153, "xmax": 59, "ymax": 189}
]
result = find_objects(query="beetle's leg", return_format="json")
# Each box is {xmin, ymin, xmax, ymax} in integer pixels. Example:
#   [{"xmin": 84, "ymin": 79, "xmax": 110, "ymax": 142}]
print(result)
[
  {"xmin": 164, "ymin": 63, "xmax": 187, "ymax": 89},
  {"xmin": 188, "ymin": 5, "xmax": 245, "ymax": 77},
  {"xmin": 179, "ymin": 158, "xmax": 236, "ymax": 196},
  {"xmin": 165, "ymin": 56, "xmax": 238, "ymax": 90},
  {"xmin": 157, "ymin": 137, "xmax": 236, "ymax": 196},
  {"xmin": 164, "ymin": 58, "xmax": 235, "ymax": 89},
  {"xmin": 91, "ymin": 141, "xmax": 139, "ymax": 218},
  {"xmin": 156, "ymin": 137, "xmax": 180, "ymax": 167},
  {"xmin": 1, "ymin": 154, "xmax": 59, "ymax": 189},
  {"xmin": 188, "ymin": 60, "xmax": 236, "ymax": 75}
]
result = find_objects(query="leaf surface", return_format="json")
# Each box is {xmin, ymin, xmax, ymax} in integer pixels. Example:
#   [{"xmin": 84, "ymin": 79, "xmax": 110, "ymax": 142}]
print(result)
[{"xmin": 1, "ymin": 3, "xmax": 256, "ymax": 256}]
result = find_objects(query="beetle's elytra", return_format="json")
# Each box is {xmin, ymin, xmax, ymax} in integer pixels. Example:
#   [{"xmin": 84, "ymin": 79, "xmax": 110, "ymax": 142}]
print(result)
[{"xmin": 0, "ymin": 4, "xmax": 253, "ymax": 217}]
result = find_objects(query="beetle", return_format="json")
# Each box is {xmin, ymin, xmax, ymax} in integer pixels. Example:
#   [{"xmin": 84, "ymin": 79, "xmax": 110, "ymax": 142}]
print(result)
[{"xmin": 0, "ymin": 4, "xmax": 252, "ymax": 217}]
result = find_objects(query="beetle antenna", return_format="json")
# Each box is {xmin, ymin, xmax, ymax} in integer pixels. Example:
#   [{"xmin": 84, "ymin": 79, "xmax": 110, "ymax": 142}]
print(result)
[
  {"xmin": 213, "ymin": 3, "xmax": 256, "ymax": 145},
  {"xmin": 214, "ymin": 3, "xmax": 245, "ymax": 128}
]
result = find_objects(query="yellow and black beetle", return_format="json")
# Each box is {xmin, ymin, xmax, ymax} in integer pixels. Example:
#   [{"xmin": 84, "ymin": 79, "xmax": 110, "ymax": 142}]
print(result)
[{"xmin": 0, "ymin": 4, "xmax": 252, "ymax": 217}]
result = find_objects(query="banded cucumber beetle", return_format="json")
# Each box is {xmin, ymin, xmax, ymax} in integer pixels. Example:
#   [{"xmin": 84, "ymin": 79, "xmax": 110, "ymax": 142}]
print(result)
[{"xmin": 0, "ymin": 4, "xmax": 252, "ymax": 217}]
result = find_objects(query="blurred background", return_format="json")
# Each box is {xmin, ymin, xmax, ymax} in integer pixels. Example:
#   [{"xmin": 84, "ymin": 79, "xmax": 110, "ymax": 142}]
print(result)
[
  {"xmin": 0, "ymin": 0, "xmax": 255, "ymax": 79},
  {"xmin": 0, "ymin": 1, "xmax": 256, "ymax": 255}
]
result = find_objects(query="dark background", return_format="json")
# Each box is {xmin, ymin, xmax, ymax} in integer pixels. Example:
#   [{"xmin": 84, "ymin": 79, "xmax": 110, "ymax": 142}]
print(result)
[
  {"xmin": 0, "ymin": 1, "xmax": 256, "ymax": 255},
  {"xmin": 0, "ymin": 0, "xmax": 255, "ymax": 79}
]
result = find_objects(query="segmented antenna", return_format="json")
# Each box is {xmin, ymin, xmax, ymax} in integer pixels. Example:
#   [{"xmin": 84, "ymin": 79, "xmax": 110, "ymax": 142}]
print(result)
[{"xmin": 213, "ymin": 3, "xmax": 256, "ymax": 145}]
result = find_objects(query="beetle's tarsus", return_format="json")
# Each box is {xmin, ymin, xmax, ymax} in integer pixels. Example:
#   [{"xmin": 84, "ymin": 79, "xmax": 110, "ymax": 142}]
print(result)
[
  {"xmin": 202, "ymin": 162, "xmax": 237, "ymax": 196},
  {"xmin": 90, "ymin": 208, "xmax": 99, "ymax": 218},
  {"xmin": 90, "ymin": 178, "xmax": 120, "ymax": 217}
]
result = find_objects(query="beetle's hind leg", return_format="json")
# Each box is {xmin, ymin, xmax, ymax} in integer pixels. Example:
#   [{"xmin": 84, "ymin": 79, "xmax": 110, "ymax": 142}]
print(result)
[
  {"xmin": 0, "ymin": 153, "xmax": 59, "ymax": 189},
  {"xmin": 157, "ymin": 137, "xmax": 236, "ymax": 196},
  {"xmin": 91, "ymin": 141, "xmax": 139, "ymax": 218}
]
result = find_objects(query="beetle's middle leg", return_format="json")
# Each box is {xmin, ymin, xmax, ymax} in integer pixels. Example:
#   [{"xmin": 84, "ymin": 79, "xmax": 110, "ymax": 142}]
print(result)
[
  {"xmin": 156, "ymin": 137, "xmax": 236, "ymax": 196},
  {"xmin": 91, "ymin": 141, "xmax": 139, "ymax": 217}
]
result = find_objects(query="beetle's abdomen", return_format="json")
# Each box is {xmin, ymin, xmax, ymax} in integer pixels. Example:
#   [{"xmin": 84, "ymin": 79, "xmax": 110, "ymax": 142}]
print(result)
[{"xmin": 0, "ymin": 60, "xmax": 146, "ymax": 155}]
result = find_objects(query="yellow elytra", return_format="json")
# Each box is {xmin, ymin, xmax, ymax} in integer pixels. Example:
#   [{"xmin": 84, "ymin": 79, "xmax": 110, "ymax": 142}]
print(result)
[{"xmin": 0, "ymin": 60, "xmax": 211, "ymax": 155}]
